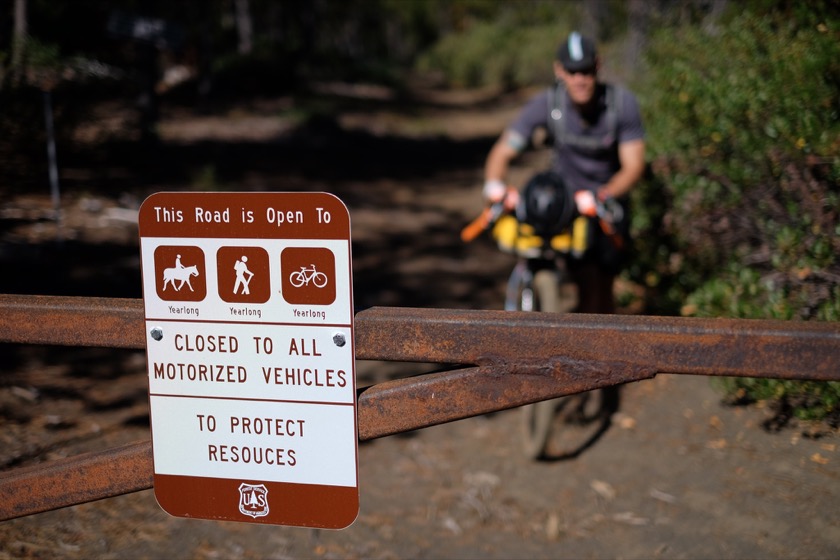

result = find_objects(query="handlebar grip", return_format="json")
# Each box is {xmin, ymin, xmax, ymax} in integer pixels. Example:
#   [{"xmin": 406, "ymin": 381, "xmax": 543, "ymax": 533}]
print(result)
[{"xmin": 461, "ymin": 210, "xmax": 490, "ymax": 242}]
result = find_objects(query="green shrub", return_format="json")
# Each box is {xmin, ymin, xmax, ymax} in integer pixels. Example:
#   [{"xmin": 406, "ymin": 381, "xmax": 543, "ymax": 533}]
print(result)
[
  {"xmin": 416, "ymin": 21, "xmax": 565, "ymax": 89},
  {"xmin": 714, "ymin": 378, "xmax": 840, "ymax": 430},
  {"xmin": 634, "ymin": 6, "xmax": 840, "ymax": 427},
  {"xmin": 414, "ymin": 3, "xmax": 580, "ymax": 90}
]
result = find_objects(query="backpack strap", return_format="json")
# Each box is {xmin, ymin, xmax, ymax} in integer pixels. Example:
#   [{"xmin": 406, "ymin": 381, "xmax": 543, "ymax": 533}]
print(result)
[{"xmin": 547, "ymin": 82, "xmax": 621, "ymax": 150}]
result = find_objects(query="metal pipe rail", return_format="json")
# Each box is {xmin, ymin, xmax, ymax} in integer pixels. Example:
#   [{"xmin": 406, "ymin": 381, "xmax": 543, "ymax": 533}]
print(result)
[{"xmin": 0, "ymin": 294, "xmax": 838, "ymax": 521}]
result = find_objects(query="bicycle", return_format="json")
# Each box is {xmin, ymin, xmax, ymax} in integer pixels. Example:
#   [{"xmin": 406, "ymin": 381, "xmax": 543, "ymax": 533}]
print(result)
[
  {"xmin": 462, "ymin": 187, "xmax": 622, "ymax": 460},
  {"xmin": 289, "ymin": 264, "xmax": 328, "ymax": 288}
]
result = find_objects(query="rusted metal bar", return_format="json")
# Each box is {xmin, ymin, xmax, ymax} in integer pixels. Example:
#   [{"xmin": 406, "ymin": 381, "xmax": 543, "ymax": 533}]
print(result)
[
  {"xmin": 0, "ymin": 294, "xmax": 144, "ymax": 348},
  {"xmin": 0, "ymin": 441, "xmax": 153, "ymax": 520},
  {"xmin": 353, "ymin": 306, "xmax": 840, "ymax": 438},
  {"xmin": 354, "ymin": 307, "xmax": 840, "ymax": 381},
  {"xmin": 2, "ymin": 296, "xmax": 838, "ymax": 382},
  {"xmin": 0, "ymin": 296, "xmax": 838, "ymax": 521},
  {"xmin": 0, "ymin": 354, "xmax": 646, "ymax": 522}
]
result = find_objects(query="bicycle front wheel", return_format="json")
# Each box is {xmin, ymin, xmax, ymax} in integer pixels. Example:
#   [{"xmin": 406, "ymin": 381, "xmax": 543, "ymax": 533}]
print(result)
[
  {"xmin": 289, "ymin": 271, "xmax": 306, "ymax": 287},
  {"xmin": 510, "ymin": 261, "xmax": 566, "ymax": 459},
  {"xmin": 521, "ymin": 400, "xmax": 557, "ymax": 459},
  {"xmin": 312, "ymin": 272, "xmax": 328, "ymax": 288}
]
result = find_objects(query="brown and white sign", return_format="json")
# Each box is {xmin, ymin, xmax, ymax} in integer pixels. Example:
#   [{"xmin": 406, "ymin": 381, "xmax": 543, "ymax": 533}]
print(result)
[{"xmin": 138, "ymin": 192, "xmax": 358, "ymax": 529}]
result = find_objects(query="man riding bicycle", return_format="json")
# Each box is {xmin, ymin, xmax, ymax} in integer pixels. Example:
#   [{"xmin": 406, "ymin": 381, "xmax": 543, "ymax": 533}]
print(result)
[{"xmin": 482, "ymin": 31, "xmax": 645, "ymax": 314}]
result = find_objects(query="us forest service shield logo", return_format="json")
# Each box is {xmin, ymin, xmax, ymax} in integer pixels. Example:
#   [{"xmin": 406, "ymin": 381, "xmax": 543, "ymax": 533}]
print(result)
[{"xmin": 238, "ymin": 483, "xmax": 269, "ymax": 519}]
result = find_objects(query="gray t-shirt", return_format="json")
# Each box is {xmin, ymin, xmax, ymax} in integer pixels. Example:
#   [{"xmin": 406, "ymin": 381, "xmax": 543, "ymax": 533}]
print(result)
[{"xmin": 507, "ymin": 83, "xmax": 644, "ymax": 193}]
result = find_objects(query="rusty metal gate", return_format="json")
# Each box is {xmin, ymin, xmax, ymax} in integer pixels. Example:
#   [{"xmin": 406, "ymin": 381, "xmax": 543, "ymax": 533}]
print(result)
[{"xmin": 1, "ymin": 293, "xmax": 838, "ymax": 521}]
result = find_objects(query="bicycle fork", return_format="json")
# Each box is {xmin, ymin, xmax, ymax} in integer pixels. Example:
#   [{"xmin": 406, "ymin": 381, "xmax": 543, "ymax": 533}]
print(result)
[{"xmin": 505, "ymin": 260, "xmax": 535, "ymax": 312}]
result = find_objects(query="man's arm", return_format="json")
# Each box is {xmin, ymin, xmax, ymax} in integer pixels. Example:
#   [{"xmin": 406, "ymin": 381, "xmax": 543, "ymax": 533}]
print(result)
[
  {"xmin": 482, "ymin": 89, "xmax": 549, "ymax": 201},
  {"xmin": 483, "ymin": 131, "xmax": 524, "ymax": 202},
  {"xmin": 485, "ymin": 132, "xmax": 521, "ymax": 182},
  {"xmin": 598, "ymin": 138, "xmax": 645, "ymax": 200}
]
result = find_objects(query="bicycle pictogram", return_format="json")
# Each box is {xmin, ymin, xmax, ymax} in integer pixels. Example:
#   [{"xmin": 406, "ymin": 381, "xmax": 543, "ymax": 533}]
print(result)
[{"xmin": 289, "ymin": 264, "xmax": 328, "ymax": 288}]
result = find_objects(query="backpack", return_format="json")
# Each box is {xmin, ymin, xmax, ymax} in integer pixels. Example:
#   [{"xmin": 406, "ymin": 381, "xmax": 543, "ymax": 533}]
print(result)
[{"xmin": 546, "ymin": 82, "xmax": 623, "ymax": 152}]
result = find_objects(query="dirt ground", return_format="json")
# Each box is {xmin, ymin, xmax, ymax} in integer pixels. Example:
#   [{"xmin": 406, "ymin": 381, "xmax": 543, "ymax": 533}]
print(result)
[{"xmin": 0, "ymin": 85, "xmax": 838, "ymax": 560}]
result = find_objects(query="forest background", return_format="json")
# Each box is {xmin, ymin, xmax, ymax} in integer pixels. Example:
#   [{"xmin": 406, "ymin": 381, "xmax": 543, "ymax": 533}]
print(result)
[{"xmin": 1, "ymin": 0, "xmax": 838, "ymax": 426}]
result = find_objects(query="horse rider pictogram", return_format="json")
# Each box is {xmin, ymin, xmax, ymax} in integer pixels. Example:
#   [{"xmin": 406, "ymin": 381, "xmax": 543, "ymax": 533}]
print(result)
[{"xmin": 162, "ymin": 255, "xmax": 200, "ymax": 292}]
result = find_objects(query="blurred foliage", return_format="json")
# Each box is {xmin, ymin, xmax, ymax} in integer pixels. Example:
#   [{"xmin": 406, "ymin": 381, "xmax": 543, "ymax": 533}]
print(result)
[
  {"xmin": 632, "ymin": 3, "xmax": 840, "ymax": 428},
  {"xmin": 713, "ymin": 378, "xmax": 840, "ymax": 430},
  {"xmin": 416, "ymin": 20, "xmax": 563, "ymax": 89},
  {"xmin": 414, "ymin": 2, "xmax": 581, "ymax": 89}
]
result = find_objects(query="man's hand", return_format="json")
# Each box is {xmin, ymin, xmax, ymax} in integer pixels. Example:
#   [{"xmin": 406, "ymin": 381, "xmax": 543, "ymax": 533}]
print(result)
[
  {"xmin": 576, "ymin": 189, "xmax": 624, "ymax": 225},
  {"xmin": 483, "ymin": 180, "xmax": 519, "ymax": 210},
  {"xmin": 574, "ymin": 190, "xmax": 598, "ymax": 217},
  {"xmin": 482, "ymin": 179, "xmax": 506, "ymax": 202}
]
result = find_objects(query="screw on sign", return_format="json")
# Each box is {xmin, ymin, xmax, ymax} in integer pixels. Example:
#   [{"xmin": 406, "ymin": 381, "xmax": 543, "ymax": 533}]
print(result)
[{"xmin": 138, "ymin": 191, "xmax": 358, "ymax": 529}]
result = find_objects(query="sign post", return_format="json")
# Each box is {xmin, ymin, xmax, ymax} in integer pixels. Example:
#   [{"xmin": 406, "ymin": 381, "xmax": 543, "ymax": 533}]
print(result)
[{"xmin": 138, "ymin": 192, "xmax": 358, "ymax": 529}]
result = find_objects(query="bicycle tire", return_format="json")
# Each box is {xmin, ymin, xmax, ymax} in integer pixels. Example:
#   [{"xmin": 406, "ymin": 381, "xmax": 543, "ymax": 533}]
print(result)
[
  {"xmin": 513, "ymin": 263, "xmax": 568, "ymax": 459},
  {"xmin": 521, "ymin": 400, "xmax": 557, "ymax": 459},
  {"xmin": 544, "ymin": 386, "xmax": 619, "ymax": 460},
  {"xmin": 289, "ymin": 271, "xmax": 305, "ymax": 288}
]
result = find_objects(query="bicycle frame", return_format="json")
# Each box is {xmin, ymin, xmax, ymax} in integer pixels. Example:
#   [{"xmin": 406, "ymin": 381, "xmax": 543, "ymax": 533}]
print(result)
[
  {"xmin": 298, "ymin": 266, "xmax": 318, "ymax": 281},
  {"xmin": 506, "ymin": 259, "xmax": 560, "ymax": 312},
  {"xmin": 289, "ymin": 265, "xmax": 328, "ymax": 288}
]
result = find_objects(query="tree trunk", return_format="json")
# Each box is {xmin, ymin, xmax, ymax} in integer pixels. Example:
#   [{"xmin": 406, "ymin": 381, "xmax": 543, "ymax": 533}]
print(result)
[
  {"xmin": 581, "ymin": 0, "xmax": 606, "ymax": 41},
  {"xmin": 234, "ymin": 0, "xmax": 254, "ymax": 55},
  {"xmin": 10, "ymin": 0, "xmax": 28, "ymax": 86},
  {"xmin": 625, "ymin": 0, "xmax": 649, "ymax": 73}
]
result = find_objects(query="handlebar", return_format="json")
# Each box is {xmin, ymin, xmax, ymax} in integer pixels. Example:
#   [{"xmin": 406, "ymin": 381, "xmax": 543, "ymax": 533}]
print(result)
[
  {"xmin": 461, "ymin": 189, "xmax": 624, "ymax": 244},
  {"xmin": 460, "ymin": 199, "xmax": 508, "ymax": 242}
]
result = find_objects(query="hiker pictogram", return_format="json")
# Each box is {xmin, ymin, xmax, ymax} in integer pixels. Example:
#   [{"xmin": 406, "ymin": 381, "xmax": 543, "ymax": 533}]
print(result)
[
  {"xmin": 217, "ymin": 247, "xmax": 270, "ymax": 304},
  {"xmin": 233, "ymin": 256, "xmax": 255, "ymax": 294}
]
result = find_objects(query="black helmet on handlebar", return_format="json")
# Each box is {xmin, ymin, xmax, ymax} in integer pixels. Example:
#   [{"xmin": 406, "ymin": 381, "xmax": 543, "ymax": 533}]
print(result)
[{"xmin": 516, "ymin": 171, "xmax": 575, "ymax": 238}]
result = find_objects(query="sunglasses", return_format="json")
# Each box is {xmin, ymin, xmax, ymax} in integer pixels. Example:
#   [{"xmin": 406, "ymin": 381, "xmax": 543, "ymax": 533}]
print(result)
[{"xmin": 564, "ymin": 66, "xmax": 597, "ymax": 76}]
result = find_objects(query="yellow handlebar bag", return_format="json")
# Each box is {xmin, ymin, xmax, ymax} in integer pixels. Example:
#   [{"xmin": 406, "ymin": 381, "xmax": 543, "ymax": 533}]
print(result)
[{"xmin": 492, "ymin": 215, "xmax": 590, "ymax": 258}]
